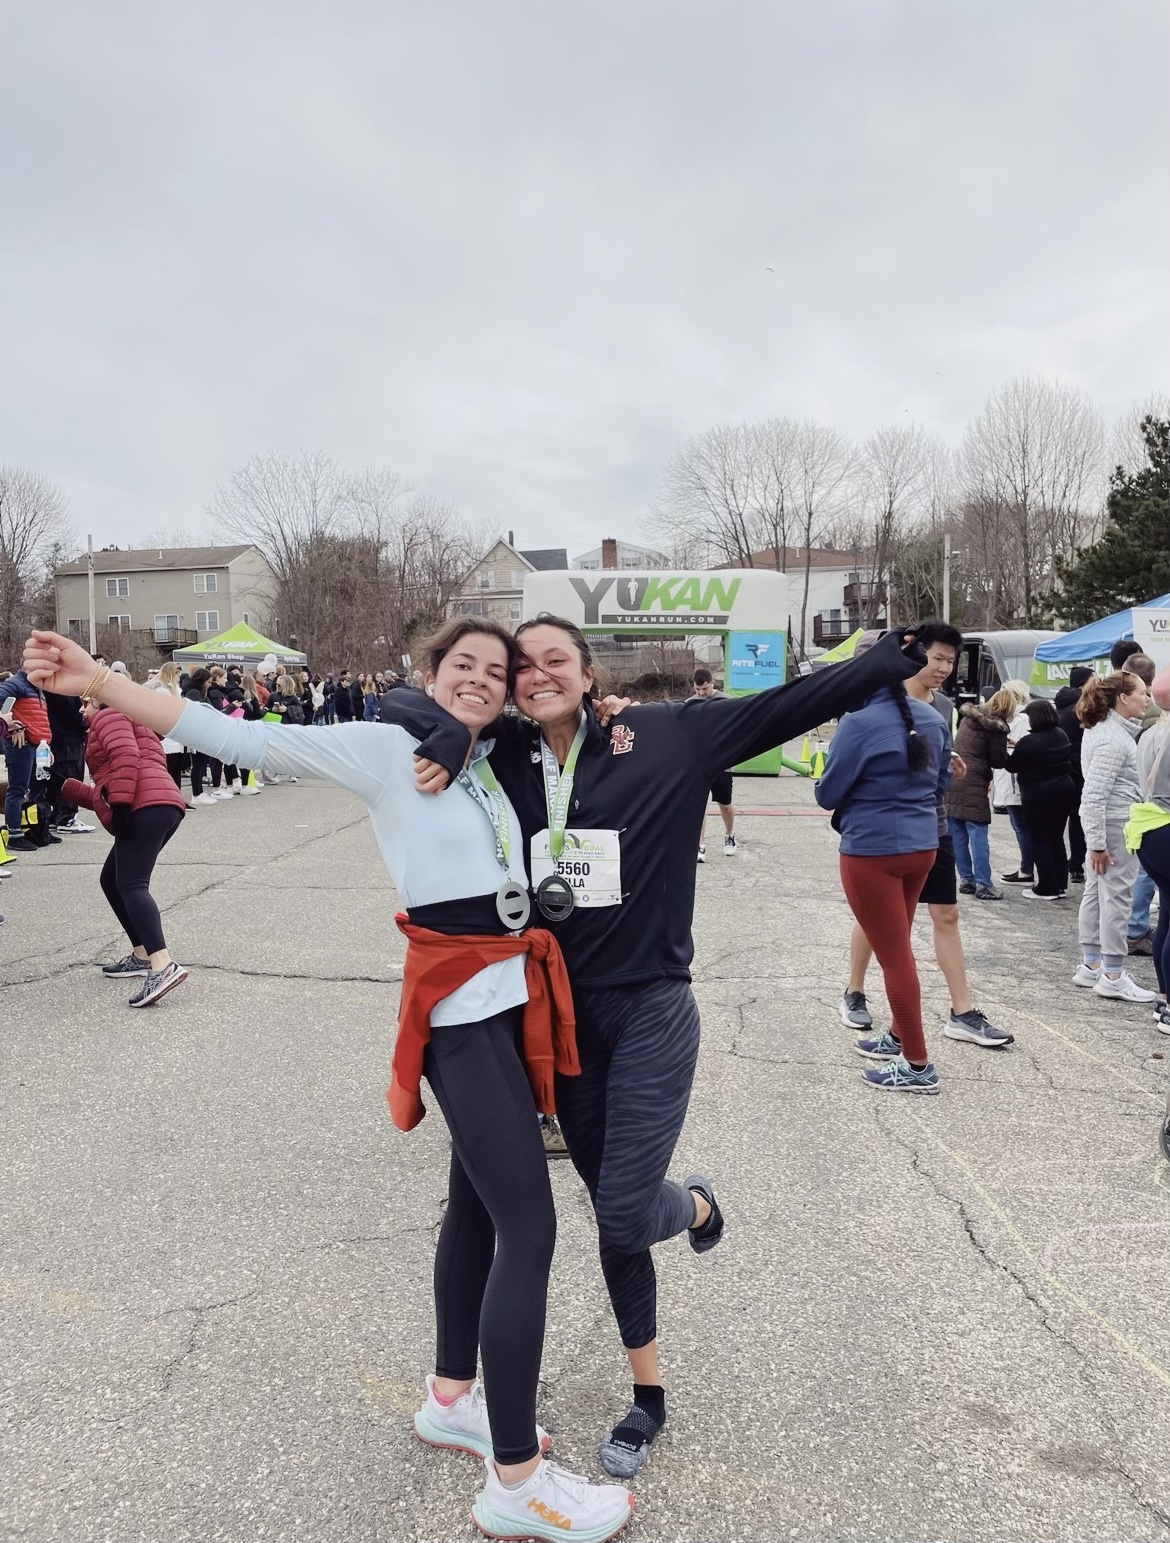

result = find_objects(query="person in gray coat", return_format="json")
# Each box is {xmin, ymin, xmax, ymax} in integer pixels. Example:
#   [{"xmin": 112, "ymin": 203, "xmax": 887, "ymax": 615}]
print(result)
[{"xmin": 1075, "ymin": 671, "xmax": 1156, "ymax": 1003}]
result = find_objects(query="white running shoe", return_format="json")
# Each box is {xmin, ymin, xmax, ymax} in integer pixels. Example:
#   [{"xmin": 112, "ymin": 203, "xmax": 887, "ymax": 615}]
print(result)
[
  {"xmin": 413, "ymin": 1376, "xmax": 550, "ymax": 1462},
  {"xmin": 238, "ymin": 784, "xmax": 260, "ymax": 796},
  {"xmin": 723, "ymin": 833, "xmax": 738, "ymax": 856},
  {"xmin": 214, "ymin": 788, "xmax": 234, "ymax": 800},
  {"xmin": 194, "ymin": 792, "xmax": 218, "ymax": 806},
  {"xmin": 1072, "ymin": 963, "xmax": 1101, "ymax": 988},
  {"xmin": 1094, "ymin": 971, "xmax": 1157, "ymax": 1003},
  {"xmin": 472, "ymin": 1457, "xmax": 633, "ymax": 1543}
]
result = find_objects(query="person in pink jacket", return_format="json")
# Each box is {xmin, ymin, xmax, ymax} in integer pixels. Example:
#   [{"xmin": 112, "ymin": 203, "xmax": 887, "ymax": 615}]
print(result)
[{"xmin": 65, "ymin": 702, "xmax": 188, "ymax": 1008}]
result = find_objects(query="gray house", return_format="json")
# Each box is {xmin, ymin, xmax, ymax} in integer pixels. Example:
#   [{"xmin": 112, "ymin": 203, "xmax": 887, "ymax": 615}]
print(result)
[{"xmin": 55, "ymin": 545, "xmax": 277, "ymax": 652}]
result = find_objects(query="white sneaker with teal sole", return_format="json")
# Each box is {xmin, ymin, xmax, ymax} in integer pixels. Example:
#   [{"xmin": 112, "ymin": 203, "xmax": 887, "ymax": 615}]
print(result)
[
  {"xmin": 413, "ymin": 1376, "xmax": 550, "ymax": 1461},
  {"xmin": 471, "ymin": 1457, "xmax": 633, "ymax": 1543},
  {"xmin": 862, "ymin": 1055, "xmax": 941, "ymax": 1094}
]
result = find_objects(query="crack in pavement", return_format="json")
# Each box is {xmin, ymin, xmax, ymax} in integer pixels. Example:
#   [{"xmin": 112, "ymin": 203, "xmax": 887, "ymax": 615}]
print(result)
[
  {"xmin": 158, "ymin": 1284, "xmax": 264, "ymax": 1391},
  {"xmin": 873, "ymin": 1106, "xmax": 1170, "ymax": 1532}
]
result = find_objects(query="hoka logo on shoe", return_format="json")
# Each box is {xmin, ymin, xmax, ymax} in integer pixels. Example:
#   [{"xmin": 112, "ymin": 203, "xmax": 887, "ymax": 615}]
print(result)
[{"xmin": 527, "ymin": 1497, "xmax": 572, "ymax": 1530}]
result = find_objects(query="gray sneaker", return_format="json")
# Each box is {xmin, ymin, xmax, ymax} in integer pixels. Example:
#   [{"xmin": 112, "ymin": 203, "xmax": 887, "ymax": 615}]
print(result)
[
  {"xmin": 101, "ymin": 953, "xmax": 151, "ymax": 977},
  {"xmin": 839, "ymin": 990, "xmax": 873, "ymax": 1028},
  {"xmin": 974, "ymin": 885, "xmax": 1003, "ymax": 901},
  {"xmin": 944, "ymin": 1008, "xmax": 1014, "ymax": 1048},
  {"xmin": 128, "ymin": 962, "xmax": 189, "ymax": 1008}
]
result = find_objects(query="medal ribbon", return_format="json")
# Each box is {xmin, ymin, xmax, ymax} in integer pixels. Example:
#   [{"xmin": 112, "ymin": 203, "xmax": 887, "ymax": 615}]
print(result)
[
  {"xmin": 540, "ymin": 716, "xmax": 588, "ymax": 860},
  {"xmin": 456, "ymin": 757, "xmax": 512, "ymax": 871}
]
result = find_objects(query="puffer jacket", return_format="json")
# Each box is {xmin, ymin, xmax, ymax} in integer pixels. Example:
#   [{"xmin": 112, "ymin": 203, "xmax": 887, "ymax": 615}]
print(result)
[
  {"xmin": 943, "ymin": 703, "xmax": 1010, "ymax": 824},
  {"xmin": 1079, "ymin": 710, "xmax": 1142, "ymax": 851},
  {"xmin": 83, "ymin": 708, "xmax": 187, "ymax": 814},
  {"xmin": 991, "ymin": 708, "xmax": 1031, "ymax": 807}
]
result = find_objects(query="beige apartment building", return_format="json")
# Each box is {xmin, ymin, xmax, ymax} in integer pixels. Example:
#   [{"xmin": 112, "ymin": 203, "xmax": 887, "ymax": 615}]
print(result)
[{"xmin": 55, "ymin": 544, "xmax": 277, "ymax": 650}]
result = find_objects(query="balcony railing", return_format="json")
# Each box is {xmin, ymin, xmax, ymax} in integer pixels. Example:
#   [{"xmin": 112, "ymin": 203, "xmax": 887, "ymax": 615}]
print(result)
[{"xmin": 843, "ymin": 580, "xmax": 885, "ymax": 607}]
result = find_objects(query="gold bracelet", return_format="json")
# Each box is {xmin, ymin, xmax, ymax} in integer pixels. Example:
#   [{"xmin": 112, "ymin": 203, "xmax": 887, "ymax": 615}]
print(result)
[{"xmin": 82, "ymin": 663, "xmax": 111, "ymax": 702}]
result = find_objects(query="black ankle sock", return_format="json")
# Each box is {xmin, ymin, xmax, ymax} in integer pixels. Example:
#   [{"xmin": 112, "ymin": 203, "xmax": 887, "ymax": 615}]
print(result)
[{"xmin": 632, "ymin": 1383, "xmax": 666, "ymax": 1425}]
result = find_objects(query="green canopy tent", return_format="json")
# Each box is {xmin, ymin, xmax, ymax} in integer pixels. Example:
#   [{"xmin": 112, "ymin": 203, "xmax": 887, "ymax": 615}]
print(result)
[
  {"xmin": 171, "ymin": 622, "xmax": 308, "ymax": 669},
  {"xmin": 813, "ymin": 627, "xmax": 865, "ymax": 666}
]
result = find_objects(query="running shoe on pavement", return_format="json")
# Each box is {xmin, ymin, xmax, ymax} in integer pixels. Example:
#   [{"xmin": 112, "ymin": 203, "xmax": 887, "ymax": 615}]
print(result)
[
  {"xmin": 127, "ymin": 962, "xmax": 189, "ymax": 1007},
  {"xmin": 413, "ymin": 1375, "xmax": 550, "ymax": 1461},
  {"xmin": 1094, "ymin": 971, "xmax": 1157, "ymax": 1003},
  {"xmin": 958, "ymin": 880, "xmax": 977, "ymax": 895},
  {"xmin": 854, "ymin": 1028, "xmax": 902, "ymax": 1060},
  {"xmin": 194, "ymin": 791, "xmax": 218, "ymax": 805},
  {"xmin": 101, "ymin": 953, "xmax": 151, "ymax": 977},
  {"xmin": 540, "ymin": 1115, "xmax": 570, "ymax": 1160},
  {"xmin": 54, "ymin": 816, "xmax": 95, "ymax": 833},
  {"xmin": 861, "ymin": 1055, "xmax": 941, "ymax": 1095},
  {"xmin": 1155, "ymin": 1004, "xmax": 1170, "ymax": 1035},
  {"xmin": 471, "ymin": 1457, "xmax": 633, "ymax": 1543},
  {"xmin": 723, "ymin": 834, "xmax": 738, "ymax": 856},
  {"xmin": 214, "ymin": 788, "xmax": 234, "ymax": 800},
  {"xmin": 944, "ymin": 1008, "xmax": 1014, "ymax": 1048},
  {"xmin": 839, "ymin": 990, "xmax": 872, "ymax": 1028},
  {"xmin": 974, "ymin": 884, "xmax": 1003, "ymax": 901},
  {"xmin": 696, "ymin": 845, "xmax": 706, "ymax": 864},
  {"xmin": 1072, "ymin": 962, "xmax": 1102, "ymax": 988}
]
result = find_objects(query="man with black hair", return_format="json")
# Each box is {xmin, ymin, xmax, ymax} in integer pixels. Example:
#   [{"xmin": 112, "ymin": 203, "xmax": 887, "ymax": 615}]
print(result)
[
  {"xmin": 688, "ymin": 668, "xmax": 737, "ymax": 859},
  {"xmin": 1111, "ymin": 638, "xmax": 1143, "ymax": 671},
  {"xmin": 841, "ymin": 619, "xmax": 1014, "ymax": 1051}
]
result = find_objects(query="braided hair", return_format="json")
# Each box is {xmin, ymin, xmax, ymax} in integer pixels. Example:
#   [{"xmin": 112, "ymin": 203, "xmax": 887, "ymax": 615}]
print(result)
[{"xmin": 889, "ymin": 681, "xmax": 931, "ymax": 773}]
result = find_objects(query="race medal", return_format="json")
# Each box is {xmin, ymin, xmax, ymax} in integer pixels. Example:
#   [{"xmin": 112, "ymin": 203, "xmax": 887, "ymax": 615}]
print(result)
[
  {"xmin": 535, "ymin": 874, "xmax": 575, "ymax": 921},
  {"xmin": 496, "ymin": 881, "xmax": 532, "ymax": 931}
]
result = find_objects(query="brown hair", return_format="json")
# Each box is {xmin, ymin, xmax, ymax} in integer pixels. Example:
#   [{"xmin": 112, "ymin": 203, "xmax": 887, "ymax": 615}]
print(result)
[
  {"xmin": 514, "ymin": 613, "xmax": 602, "ymax": 700},
  {"xmin": 420, "ymin": 616, "xmax": 520, "ymax": 682},
  {"xmin": 1077, "ymin": 671, "xmax": 1145, "ymax": 727}
]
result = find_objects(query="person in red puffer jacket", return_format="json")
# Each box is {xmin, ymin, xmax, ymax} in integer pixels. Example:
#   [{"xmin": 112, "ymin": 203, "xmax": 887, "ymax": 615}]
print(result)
[{"xmin": 63, "ymin": 702, "xmax": 189, "ymax": 1008}]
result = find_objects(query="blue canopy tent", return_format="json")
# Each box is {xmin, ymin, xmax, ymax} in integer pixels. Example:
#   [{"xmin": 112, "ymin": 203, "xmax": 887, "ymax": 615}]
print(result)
[{"xmin": 1034, "ymin": 595, "xmax": 1170, "ymax": 663}]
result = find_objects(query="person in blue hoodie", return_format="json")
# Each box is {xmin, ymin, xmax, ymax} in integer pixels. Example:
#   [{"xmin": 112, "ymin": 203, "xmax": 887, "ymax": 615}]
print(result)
[{"xmin": 815, "ymin": 674, "xmax": 952, "ymax": 1094}]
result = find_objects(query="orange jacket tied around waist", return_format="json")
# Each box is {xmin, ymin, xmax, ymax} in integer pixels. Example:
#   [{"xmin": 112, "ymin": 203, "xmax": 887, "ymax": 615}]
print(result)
[{"xmin": 387, "ymin": 919, "xmax": 580, "ymax": 1131}]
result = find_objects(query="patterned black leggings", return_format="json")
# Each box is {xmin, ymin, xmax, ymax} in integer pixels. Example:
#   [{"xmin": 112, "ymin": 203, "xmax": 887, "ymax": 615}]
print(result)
[{"xmin": 555, "ymin": 979, "xmax": 702, "ymax": 1350}]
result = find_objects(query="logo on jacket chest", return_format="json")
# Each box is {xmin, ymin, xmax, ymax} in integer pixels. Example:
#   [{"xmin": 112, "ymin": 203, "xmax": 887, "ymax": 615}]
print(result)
[{"xmin": 610, "ymin": 724, "xmax": 635, "ymax": 756}]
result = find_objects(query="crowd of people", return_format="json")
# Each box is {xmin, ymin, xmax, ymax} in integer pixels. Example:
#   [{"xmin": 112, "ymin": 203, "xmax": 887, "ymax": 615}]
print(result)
[{"xmin": 9, "ymin": 614, "xmax": 1170, "ymax": 1541}]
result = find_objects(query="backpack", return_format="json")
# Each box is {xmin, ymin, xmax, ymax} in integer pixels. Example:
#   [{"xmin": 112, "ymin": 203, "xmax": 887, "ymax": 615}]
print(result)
[
  {"xmin": 21, "ymin": 791, "xmax": 53, "ymax": 847},
  {"xmin": 284, "ymin": 699, "xmax": 306, "ymax": 726}
]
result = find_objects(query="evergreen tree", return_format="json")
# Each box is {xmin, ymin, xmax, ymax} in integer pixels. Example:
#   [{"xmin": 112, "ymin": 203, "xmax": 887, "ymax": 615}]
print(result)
[{"xmin": 1054, "ymin": 416, "xmax": 1170, "ymax": 625}]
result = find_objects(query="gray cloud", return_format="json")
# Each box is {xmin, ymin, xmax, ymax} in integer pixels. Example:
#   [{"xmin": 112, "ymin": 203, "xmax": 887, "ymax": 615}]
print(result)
[{"xmin": 2, "ymin": 0, "xmax": 1166, "ymax": 556}]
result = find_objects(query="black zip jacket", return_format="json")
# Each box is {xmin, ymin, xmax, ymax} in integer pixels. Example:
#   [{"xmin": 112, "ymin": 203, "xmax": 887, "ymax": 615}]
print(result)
[
  {"xmin": 380, "ymin": 631, "xmax": 924, "ymax": 988},
  {"xmin": 1004, "ymin": 726, "xmax": 1075, "ymax": 804}
]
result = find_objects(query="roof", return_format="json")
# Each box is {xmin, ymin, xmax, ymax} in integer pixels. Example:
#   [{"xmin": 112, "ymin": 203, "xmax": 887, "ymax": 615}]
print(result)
[
  {"xmin": 725, "ymin": 547, "xmax": 873, "ymax": 572},
  {"xmin": 519, "ymin": 548, "xmax": 568, "ymax": 571},
  {"xmin": 55, "ymin": 545, "xmax": 256, "ymax": 576}
]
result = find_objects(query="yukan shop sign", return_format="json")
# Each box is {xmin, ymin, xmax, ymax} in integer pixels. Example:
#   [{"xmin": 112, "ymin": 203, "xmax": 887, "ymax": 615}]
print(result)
[{"xmin": 521, "ymin": 567, "xmax": 790, "ymax": 774}]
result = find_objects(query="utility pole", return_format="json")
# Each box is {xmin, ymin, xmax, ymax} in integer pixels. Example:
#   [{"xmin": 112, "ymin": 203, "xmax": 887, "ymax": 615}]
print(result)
[
  {"xmin": 87, "ymin": 534, "xmax": 96, "ymax": 652},
  {"xmin": 942, "ymin": 533, "xmax": 952, "ymax": 624}
]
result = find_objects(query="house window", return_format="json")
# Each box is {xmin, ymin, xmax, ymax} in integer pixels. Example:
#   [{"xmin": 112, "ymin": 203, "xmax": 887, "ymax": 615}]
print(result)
[
  {"xmin": 457, "ymin": 600, "xmax": 485, "ymax": 616},
  {"xmin": 509, "ymin": 601, "xmax": 521, "ymax": 620},
  {"xmin": 476, "ymin": 572, "xmax": 495, "ymax": 591},
  {"xmin": 196, "ymin": 610, "xmax": 219, "ymax": 632},
  {"xmin": 154, "ymin": 614, "xmax": 179, "ymax": 640},
  {"xmin": 107, "ymin": 614, "xmax": 131, "ymax": 631},
  {"xmin": 67, "ymin": 619, "xmax": 86, "ymax": 638},
  {"xmin": 106, "ymin": 577, "xmax": 129, "ymax": 598},
  {"xmin": 510, "ymin": 570, "xmax": 527, "ymax": 590},
  {"xmin": 194, "ymin": 573, "xmax": 218, "ymax": 594},
  {"xmin": 241, "ymin": 612, "xmax": 250, "ymax": 625}
]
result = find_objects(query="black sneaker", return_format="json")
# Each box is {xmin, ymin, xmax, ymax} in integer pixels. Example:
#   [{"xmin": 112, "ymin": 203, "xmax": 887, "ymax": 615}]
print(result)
[
  {"xmin": 975, "ymin": 885, "xmax": 1003, "ymax": 901},
  {"xmin": 1001, "ymin": 871, "xmax": 1034, "ymax": 884},
  {"xmin": 128, "ymin": 962, "xmax": 189, "ymax": 1007},
  {"xmin": 685, "ymin": 1173, "xmax": 724, "ymax": 1255},
  {"xmin": 944, "ymin": 1008, "xmax": 1014, "ymax": 1048},
  {"xmin": 958, "ymin": 880, "xmax": 977, "ymax": 895},
  {"xmin": 4, "ymin": 833, "xmax": 37, "ymax": 853},
  {"xmin": 1070, "ymin": 869, "xmax": 1085, "ymax": 884},
  {"xmin": 839, "ymin": 990, "xmax": 873, "ymax": 1028},
  {"xmin": 540, "ymin": 1114, "xmax": 570, "ymax": 1160},
  {"xmin": 102, "ymin": 953, "xmax": 151, "ymax": 977}
]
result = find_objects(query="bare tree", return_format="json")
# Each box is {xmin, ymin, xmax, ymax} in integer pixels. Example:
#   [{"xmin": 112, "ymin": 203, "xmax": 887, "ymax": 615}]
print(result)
[
  {"xmin": 791, "ymin": 420, "xmax": 855, "ymax": 646},
  {"xmin": 139, "ymin": 525, "xmax": 204, "ymax": 549},
  {"xmin": 749, "ymin": 418, "xmax": 800, "ymax": 572},
  {"xmin": 0, "ymin": 466, "xmax": 72, "ymax": 664},
  {"xmin": 960, "ymin": 377, "xmax": 1104, "ymax": 623},
  {"xmin": 1110, "ymin": 392, "xmax": 1170, "ymax": 478},
  {"xmin": 649, "ymin": 424, "xmax": 760, "ymax": 567},
  {"xmin": 854, "ymin": 424, "xmax": 936, "ymax": 623}
]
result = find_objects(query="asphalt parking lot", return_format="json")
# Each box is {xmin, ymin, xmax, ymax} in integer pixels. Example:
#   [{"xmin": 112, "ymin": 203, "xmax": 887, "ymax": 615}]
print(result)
[{"xmin": 4, "ymin": 764, "xmax": 1170, "ymax": 1543}]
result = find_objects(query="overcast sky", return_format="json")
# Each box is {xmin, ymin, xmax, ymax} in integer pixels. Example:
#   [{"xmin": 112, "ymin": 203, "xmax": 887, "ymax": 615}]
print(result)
[{"xmin": 3, "ymin": 1, "xmax": 1167, "ymax": 558}]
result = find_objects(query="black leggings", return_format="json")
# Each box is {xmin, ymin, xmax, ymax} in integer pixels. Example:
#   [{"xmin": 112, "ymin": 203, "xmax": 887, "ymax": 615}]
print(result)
[
  {"xmin": 166, "ymin": 752, "xmax": 187, "ymax": 789},
  {"xmin": 555, "ymin": 979, "xmax": 701, "ymax": 1351},
  {"xmin": 99, "ymin": 806, "xmax": 184, "ymax": 955},
  {"xmin": 423, "ymin": 1008, "xmax": 556, "ymax": 1465},
  {"xmin": 1138, "ymin": 824, "xmax": 1170, "ymax": 996},
  {"xmin": 1022, "ymin": 798, "xmax": 1072, "ymax": 896}
]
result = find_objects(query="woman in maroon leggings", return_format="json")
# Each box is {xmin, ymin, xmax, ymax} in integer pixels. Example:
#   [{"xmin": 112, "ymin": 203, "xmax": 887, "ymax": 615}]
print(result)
[{"xmin": 815, "ymin": 679, "xmax": 953, "ymax": 1094}]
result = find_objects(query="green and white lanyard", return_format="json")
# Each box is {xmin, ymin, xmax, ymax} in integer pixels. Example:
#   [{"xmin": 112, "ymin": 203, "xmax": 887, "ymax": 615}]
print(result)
[
  {"xmin": 539, "ymin": 715, "xmax": 588, "ymax": 859},
  {"xmin": 456, "ymin": 757, "xmax": 512, "ymax": 872}
]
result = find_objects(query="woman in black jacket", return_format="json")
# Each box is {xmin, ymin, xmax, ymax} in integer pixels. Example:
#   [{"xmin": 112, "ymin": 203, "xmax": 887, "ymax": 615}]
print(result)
[{"xmin": 1005, "ymin": 699, "xmax": 1075, "ymax": 899}]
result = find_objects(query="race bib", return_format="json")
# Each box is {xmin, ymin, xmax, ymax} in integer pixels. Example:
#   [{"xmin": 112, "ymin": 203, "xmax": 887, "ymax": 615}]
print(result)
[{"xmin": 530, "ymin": 828, "xmax": 622, "ymax": 908}]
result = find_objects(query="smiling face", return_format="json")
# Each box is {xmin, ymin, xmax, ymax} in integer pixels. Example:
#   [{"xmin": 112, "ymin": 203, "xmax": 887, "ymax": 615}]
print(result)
[
  {"xmin": 513, "ymin": 624, "xmax": 596, "ymax": 727},
  {"xmin": 915, "ymin": 643, "xmax": 957, "ymax": 694},
  {"xmin": 426, "ymin": 632, "xmax": 511, "ymax": 732}
]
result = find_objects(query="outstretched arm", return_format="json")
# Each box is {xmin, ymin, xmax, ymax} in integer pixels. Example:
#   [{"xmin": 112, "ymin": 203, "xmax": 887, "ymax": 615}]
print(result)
[{"xmin": 673, "ymin": 631, "xmax": 925, "ymax": 777}]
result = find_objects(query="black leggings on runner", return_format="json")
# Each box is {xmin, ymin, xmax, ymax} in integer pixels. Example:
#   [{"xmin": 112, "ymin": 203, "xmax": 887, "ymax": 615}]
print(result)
[
  {"xmin": 99, "ymin": 806, "xmax": 184, "ymax": 955},
  {"xmin": 555, "ymin": 979, "xmax": 701, "ymax": 1351},
  {"xmin": 423, "ymin": 1008, "xmax": 556, "ymax": 1465}
]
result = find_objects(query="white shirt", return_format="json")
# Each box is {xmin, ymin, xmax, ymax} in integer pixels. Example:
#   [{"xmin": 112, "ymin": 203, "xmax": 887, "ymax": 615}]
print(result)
[{"xmin": 173, "ymin": 704, "xmax": 528, "ymax": 1026}]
